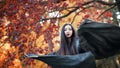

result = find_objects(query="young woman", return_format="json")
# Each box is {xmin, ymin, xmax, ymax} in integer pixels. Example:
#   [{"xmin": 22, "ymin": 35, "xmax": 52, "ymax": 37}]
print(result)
[
  {"xmin": 25, "ymin": 23, "xmax": 96, "ymax": 68},
  {"xmin": 57, "ymin": 23, "xmax": 78, "ymax": 55},
  {"xmin": 25, "ymin": 19, "xmax": 120, "ymax": 68}
]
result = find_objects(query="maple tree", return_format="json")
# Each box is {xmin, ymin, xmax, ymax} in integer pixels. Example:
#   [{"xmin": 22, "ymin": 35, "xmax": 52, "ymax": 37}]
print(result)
[{"xmin": 0, "ymin": 0, "xmax": 120, "ymax": 68}]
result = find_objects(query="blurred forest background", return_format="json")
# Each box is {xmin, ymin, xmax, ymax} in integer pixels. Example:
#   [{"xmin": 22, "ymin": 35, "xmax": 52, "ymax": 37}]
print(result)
[{"xmin": 0, "ymin": 0, "xmax": 120, "ymax": 68}]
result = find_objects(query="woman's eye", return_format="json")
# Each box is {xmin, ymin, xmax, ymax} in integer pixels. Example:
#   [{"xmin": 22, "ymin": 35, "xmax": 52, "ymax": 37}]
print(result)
[
  {"xmin": 64, "ymin": 29, "xmax": 67, "ymax": 31},
  {"xmin": 64, "ymin": 28, "xmax": 72, "ymax": 31}
]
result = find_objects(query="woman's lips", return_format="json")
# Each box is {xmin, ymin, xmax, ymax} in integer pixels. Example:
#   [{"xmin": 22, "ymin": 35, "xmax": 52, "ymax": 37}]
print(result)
[{"xmin": 66, "ymin": 34, "xmax": 70, "ymax": 36}]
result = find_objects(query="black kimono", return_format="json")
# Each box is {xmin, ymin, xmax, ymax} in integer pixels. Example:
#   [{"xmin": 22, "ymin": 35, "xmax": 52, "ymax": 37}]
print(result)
[
  {"xmin": 78, "ymin": 19, "xmax": 120, "ymax": 59},
  {"xmin": 26, "ymin": 19, "xmax": 120, "ymax": 68}
]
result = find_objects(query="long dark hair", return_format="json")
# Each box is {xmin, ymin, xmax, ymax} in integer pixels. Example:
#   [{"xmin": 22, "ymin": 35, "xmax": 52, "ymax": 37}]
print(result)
[{"xmin": 57, "ymin": 24, "xmax": 78, "ymax": 55}]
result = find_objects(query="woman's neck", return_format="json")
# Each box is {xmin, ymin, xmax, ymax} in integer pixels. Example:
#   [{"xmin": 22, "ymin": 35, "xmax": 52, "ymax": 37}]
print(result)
[{"xmin": 67, "ymin": 38, "xmax": 71, "ymax": 45}]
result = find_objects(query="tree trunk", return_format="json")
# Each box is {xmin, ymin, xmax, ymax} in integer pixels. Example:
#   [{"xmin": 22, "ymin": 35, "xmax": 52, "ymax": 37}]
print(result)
[{"xmin": 116, "ymin": 0, "xmax": 120, "ymax": 12}]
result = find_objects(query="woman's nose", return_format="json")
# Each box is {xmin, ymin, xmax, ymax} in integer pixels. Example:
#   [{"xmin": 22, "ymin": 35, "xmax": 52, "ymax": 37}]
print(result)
[{"xmin": 66, "ymin": 30, "xmax": 69, "ymax": 33}]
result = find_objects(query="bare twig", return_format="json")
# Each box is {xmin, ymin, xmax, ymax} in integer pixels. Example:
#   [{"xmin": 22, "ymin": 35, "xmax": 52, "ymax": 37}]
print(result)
[
  {"xmin": 97, "ymin": 5, "xmax": 116, "ymax": 18},
  {"xmin": 96, "ymin": 0, "xmax": 115, "ymax": 6},
  {"xmin": 71, "ymin": 5, "xmax": 94, "ymax": 24}
]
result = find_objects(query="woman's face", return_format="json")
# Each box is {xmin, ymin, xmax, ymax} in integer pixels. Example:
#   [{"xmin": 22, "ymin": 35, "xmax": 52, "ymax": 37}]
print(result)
[{"xmin": 64, "ymin": 25, "xmax": 73, "ymax": 38}]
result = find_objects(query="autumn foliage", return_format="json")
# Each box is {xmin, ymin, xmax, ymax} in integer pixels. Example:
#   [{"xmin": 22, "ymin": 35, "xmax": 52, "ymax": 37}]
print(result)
[{"xmin": 0, "ymin": 0, "xmax": 116, "ymax": 68}]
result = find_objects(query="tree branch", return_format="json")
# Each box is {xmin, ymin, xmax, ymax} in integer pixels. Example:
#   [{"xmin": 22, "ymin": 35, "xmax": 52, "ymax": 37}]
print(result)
[
  {"xmin": 96, "ymin": 0, "xmax": 116, "ymax": 6},
  {"xmin": 115, "ymin": 0, "xmax": 120, "ymax": 12},
  {"xmin": 0, "ymin": 0, "xmax": 6, "ymax": 10},
  {"xmin": 71, "ymin": 5, "xmax": 94, "ymax": 24},
  {"xmin": 40, "ymin": 6, "xmax": 79, "ymax": 21},
  {"xmin": 40, "ymin": 0, "xmax": 117, "ymax": 21},
  {"xmin": 97, "ymin": 5, "xmax": 116, "ymax": 18}
]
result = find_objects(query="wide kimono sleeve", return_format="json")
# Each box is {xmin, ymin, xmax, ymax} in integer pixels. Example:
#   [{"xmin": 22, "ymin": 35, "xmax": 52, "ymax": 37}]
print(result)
[
  {"xmin": 77, "ymin": 19, "xmax": 120, "ymax": 59},
  {"xmin": 26, "ymin": 51, "xmax": 96, "ymax": 68}
]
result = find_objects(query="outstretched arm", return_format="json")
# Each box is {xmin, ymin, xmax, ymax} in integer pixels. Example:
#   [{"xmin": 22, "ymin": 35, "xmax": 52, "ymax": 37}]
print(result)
[{"xmin": 25, "ymin": 52, "xmax": 96, "ymax": 68}]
